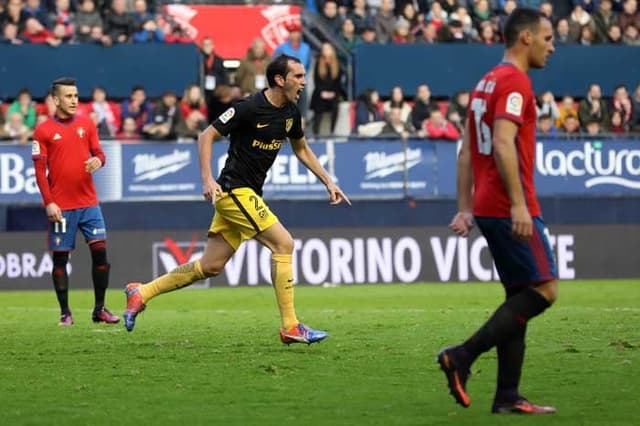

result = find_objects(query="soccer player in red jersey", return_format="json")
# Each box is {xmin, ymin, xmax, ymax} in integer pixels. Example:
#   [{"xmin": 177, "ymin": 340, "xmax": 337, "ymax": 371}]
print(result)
[
  {"xmin": 437, "ymin": 9, "xmax": 558, "ymax": 414},
  {"xmin": 32, "ymin": 77, "xmax": 120, "ymax": 326}
]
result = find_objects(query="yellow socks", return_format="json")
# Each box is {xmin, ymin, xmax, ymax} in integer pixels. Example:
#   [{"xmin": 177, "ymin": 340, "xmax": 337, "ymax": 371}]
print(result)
[
  {"xmin": 271, "ymin": 254, "xmax": 298, "ymax": 330},
  {"xmin": 139, "ymin": 260, "xmax": 205, "ymax": 303}
]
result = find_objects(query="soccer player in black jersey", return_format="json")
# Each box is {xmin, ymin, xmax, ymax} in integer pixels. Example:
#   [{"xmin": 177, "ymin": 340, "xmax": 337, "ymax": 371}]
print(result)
[{"xmin": 124, "ymin": 55, "xmax": 350, "ymax": 344}]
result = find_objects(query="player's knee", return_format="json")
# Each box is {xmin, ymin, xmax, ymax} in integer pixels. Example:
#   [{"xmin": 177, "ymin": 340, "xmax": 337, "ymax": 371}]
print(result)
[
  {"xmin": 89, "ymin": 240, "xmax": 108, "ymax": 266},
  {"xmin": 52, "ymin": 251, "xmax": 69, "ymax": 269},
  {"xmin": 536, "ymin": 280, "xmax": 559, "ymax": 305},
  {"xmin": 270, "ymin": 235, "xmax": 294, "ymax": 255},
  {"xmin": 200, "ymin": 259, "xmax": 225, "ymax": 277}
]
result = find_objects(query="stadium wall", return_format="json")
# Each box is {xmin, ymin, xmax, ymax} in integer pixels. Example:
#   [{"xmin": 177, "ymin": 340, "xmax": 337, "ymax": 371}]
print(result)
[{"xmin": 354, "ymin": 44, "xmax": 640, "ymax": 98}]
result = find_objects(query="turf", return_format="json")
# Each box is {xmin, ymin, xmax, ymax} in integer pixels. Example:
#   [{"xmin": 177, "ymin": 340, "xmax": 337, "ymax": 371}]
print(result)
[{"xmin": 0, "ymin": 280, "xmax": 638, "ymax": 426}]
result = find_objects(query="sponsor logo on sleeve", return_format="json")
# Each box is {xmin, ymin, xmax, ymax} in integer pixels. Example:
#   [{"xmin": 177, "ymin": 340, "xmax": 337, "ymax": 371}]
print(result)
[
  {"xmin": 32, "ymin": 140, "xmax": 40, "ymax": 155},
  {"xmin": 506, "ymin": 92, "xmax": 523, "ymax": 116},
  {"xmin": 219, "ymin": 107, "xmax": 235, "ymax": 124}
]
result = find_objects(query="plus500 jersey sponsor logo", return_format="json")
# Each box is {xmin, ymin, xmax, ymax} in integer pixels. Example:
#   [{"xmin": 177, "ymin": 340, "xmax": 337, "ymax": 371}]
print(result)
[
  {"xmin": 0, "ymin": 153, "xmax": 39, "ymax": 195},
  {"xmin": 536, "ymin": 142, "xmax": 640, "ymax": 189}
]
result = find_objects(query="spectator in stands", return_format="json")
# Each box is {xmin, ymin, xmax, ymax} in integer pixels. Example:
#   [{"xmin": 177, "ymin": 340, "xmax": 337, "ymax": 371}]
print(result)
[
  {"xmin": 537, "ymin": 113, "xmax": 559, "ymax": 136},
  {"xmin": 21, "ymin": 16, "xmax": 60, "ymax": 45},
  {"xmin": 416, "ymin": 21, "xmax": 438, "ymax": 43},
  {"xmin": 7, "ymin": 88, "xmax": 36, "ymax": 129},
  {"xmin": 120, "ymin": 85, "xmax": 153, "ymax": 132},
  {"xmin": 132, "ymin": 0, "xmax": 154, "ymax": 25},
  {"xmin": 375, "ymin": 0, "xmax": 396, "ymax": 43},
  {"xmin": 426, "ymin": 1, "xmax": 448, "ymax": 32},
  {"xmin": 174, "ymin": 106, "xmax": 207, "ymax": 142},
  {"xmin": 274, "ymin": 21, "xmax": 311, "ymax": 72},
  {"xmin": 631, "ymin": 83, "xmax": 640, "ymax": 131},
  {"xmin": 410, "ymin": 84, "xmax": 438, "ymax": 130},
  {"xmin": 339, "ymin": 17, "xmax": 358, "ymax": 52},
  {"xmin": 132, "ymin": 18, "xmax": 164, "ymax": 43},
  {"xmin": 318, "ymin": 0, "xmax": 342, "ymax": 37},
  {"xmin": 609, "ymin": 110, "xmax": 628, "ymax": 133},
  {"xmin": 578, "ymin": 24, "xmax": 597, "ymax": 44},
  {"xmin": 568, "ymin": 4, "xmax": 595, "ymax": 41},
  {"xmin": 445, "ymin": 19, "xmax": 472, "ymax": 43},
  {"xmin": 355, "ymin": 88, "xmax": 385, "ymax": 135},
  {"xmin": 157, "ymin": 15, "xmax": 192, "ymax": 44},
  {"xmin": 584, "ymin": 118, "xmax": 604, "ymax": 136},
  {"xmin": 611, "ymin": 84, "xmax": 633, "ymax": 128},
  {"xmin": 1, "ymin": 111, "xmax": 31, "ymax": 144},
  {"xmin": 556, "ymin": 95, "xmax": 578, "ymax": 128},
  {"xmin": 539, "ymin": 2, "xmax": 555, "ymax": 24},
  {"xmin": 90, "ymin": 87, "xmax": 119, "ymax": 137},
  {"xmin": 622, "ymin": 23, "xmax": 640, "ymax": 45},
  {"xmin": 399, "ymin": 3, "xmax": 422, "ymax": 37},
  {"xmin": 0, "ymin": 21, "xmax": 27, "ymax": 44},
  {"xmin": 439, "ymin": 0, "xmax": 459, "ymax": 15},
  {"xmin": 593, "ymin": 0, "xmax": 619, "ymax": 43},
  {"xmin": 607, "ymin": 23, "xmax": 624, "ymax": 42},
  {"xmin": 142, "ymin": 90, "xmax": 181, "ymax": 140},
  {"xmin": 555, "ymin": 18, "xmax": 574, "ymax": 44},
  {"xmin": 310, "ymin": 42, "xmax": 344, "ymax": 136},
  {"xmin": 0, "ymin": 0, "xmax": 28, "ymax": 34},
  {"xmin": 619, "ymin": 0, "xmax": 640, "ymax": 32},
  {"xmin": 393, "ymin": 17, "xmax": 414, "ymax": 43},
  {"xmin": 579, "ymin": 84, "xmax": 609, "ymax": 130},
  {"xmin": 24, "ymin": 0, "xmax": 50, "ymax": 29},
  {"xmin": 536, "ymin": 91, "xmax": 560, "ymax": 120},
  {"xmin": 235, "ymin": 38, "xmax": 271, "ymax": 96},
  {"xmin": 200, "ymin": 37, "xmax": 229, "ymax": 122},
  {"xmin": 358, "ymin": 25, "xmax": 378, "ymax": 44},
  {"xmin": 116, "ymin": 117, "xmax": 141, "ymax": 141},
  {"xmin": 104, "ymin": 0, "xmax": 136, "ymax": 44},
  {"xmin": 381, "ymin": 106, "xmax": 413, "ymax": 140},
  {"xmin": 179, "ymin": 83, "xmax": 207, "ymax": 128},
  {"xmin": 75, "ymin": 0, "xmax": 102, "ymax": 43},
  {"xmin": 36, "ymin": 92, "xmax": 56, "ymax": 118},
  {"xmin": 497, "ymin": 0, "xmax": 518, "ymax": 37},
  {"xmin": 451, "ymin": 5, "xmax": 479, "ymax": 40},
  {"xmin": 471, "ymin": 0, "xmax": 492, "ymax": 31},
  {"xmin": 273, "ymin": 21, "xmax": 311, "ymax": 120},
  {"xmin": 561, "ymin": 114, "xmax": 581, "ymax": 135},
  {"xmin": 348, "ymin": 0, "xmax": 374, "ymax": 34},
  {"xmin": 49, "ymin": 0, "xmax": 74, "ymax": 41},
  {"xmin": 446, "ymin": 90, "xmax": 469, "ymax": 133},
  {"xmin": 383, "ymin": 85, "xmax": 412, "ymax": 124},
  {"xmin": 422, "ymin": 109, "xmax": 459, "ymax": 141},
  {"xmin": 208, "ymin": 84, "xmax": 242, "ymax": 121},
  {"xmin": 478, "ymin": 20, "xmax": 499, "ymax": 44}
]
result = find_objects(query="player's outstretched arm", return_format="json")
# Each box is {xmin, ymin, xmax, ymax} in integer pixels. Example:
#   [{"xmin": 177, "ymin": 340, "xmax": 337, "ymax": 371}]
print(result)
[
  {"xmin": 450, "ymin": 119, "xmax": 474, "ymax": 237},
  {"xmin": 197, "ymin": 125, "xmax": 223, "ymax": 204},
  {"xmin": 290, "ymin": 136, "xmax": 351, "ymax": 206},
  {"xmin": 492, "ymin": 118, "xmax": 532, "ymax": 241}
]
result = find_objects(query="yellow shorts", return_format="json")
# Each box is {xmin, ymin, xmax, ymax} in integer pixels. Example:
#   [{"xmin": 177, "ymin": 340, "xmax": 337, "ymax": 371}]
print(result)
[{"xmin": 208, "ymin": 187, "xmax": 279, "ymax": 250}]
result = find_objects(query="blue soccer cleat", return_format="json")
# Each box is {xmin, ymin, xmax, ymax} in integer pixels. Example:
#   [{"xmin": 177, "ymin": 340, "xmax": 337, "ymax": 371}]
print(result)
[
  {"xmin": 123, "ymin": 282, "xmax": 146, "ymax": 332},
  {"xmin": 279, "ymin": 323, "xmax": 328, "ymax": 345}
]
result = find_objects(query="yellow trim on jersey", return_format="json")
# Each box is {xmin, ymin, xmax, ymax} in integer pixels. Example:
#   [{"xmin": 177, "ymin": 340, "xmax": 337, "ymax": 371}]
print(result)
[{"xmin": 208, "ymin": 187, "xmax": 278, "ymax": 250}]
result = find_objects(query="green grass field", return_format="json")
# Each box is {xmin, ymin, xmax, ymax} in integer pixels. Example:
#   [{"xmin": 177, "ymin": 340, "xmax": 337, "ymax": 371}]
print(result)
[{"xmin": 0, "ymin": 280, "xmax": 638, "ymax": 426}]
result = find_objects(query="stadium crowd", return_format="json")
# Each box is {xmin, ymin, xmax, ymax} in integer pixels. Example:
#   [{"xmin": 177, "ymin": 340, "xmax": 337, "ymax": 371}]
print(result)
[{"xmin": 0, "ymin": 0, "xmax": 639, "ymax": 142}]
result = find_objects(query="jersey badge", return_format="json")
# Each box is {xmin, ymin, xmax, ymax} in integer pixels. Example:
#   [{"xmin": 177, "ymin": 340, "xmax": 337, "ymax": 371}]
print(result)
[
  {"xmin": 285, "ymin": 118, "xmax": 293, "ymax": 132},
  {"xmin": 53, "ymin": 133, "xmax": 62, "ymax": 141},
  {"xmin": 32, "ymin": 140, "xmax": 40, "ymax": 155},
  {"xmin": 506, "ymin": 92, "xmax": 523, "ymax": 116},
  {"xmin": 219, "ymin": 107, "xmax": 235, "ymax": 124},
  {"xmin": 77, "ymin": 127, "xmax": 86, "ymax": 138}
]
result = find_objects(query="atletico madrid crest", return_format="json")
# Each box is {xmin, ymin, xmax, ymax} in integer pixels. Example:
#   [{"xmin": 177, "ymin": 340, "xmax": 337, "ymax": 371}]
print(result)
[{"xmin": 285, "ymin": 118, "xmax": 293, "ymax": 133}]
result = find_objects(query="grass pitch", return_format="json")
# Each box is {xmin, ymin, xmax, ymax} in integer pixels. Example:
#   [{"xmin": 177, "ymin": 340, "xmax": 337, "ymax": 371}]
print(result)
[{"xmin": 0, "ymin": 280, "xmax": 638, "ymax": 426}]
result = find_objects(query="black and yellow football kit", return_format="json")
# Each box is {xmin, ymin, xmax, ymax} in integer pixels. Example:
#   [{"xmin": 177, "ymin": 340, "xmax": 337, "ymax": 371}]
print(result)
[{"xmin": 209, "ymin": 89, "xmax": 304, "ymax": 249}]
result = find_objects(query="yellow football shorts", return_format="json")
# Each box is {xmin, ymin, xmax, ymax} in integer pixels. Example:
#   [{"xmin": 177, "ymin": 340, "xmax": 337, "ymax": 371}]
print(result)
[{"xmin": 208, "ymin": 187, "xmax": 279, "ymax": 250}]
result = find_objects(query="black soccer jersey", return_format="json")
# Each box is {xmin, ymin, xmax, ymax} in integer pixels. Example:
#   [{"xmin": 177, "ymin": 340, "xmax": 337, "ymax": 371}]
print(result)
[{"xmin": 212, "ymin": 90, "xmax": 304, "ymax": 195}]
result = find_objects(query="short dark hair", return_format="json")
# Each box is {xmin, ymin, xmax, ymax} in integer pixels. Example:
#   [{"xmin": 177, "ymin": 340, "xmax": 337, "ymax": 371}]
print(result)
[
  {"xmin": 266, "ymin": 54, "xmax": 302, "ymax": 88},
  {"xmin": 51, "ymin": 77, "xmax": 76, "ymax": 95},
  {"xmin": 503, "ymin": 8, "xmax": 545, "ymax": 48}
]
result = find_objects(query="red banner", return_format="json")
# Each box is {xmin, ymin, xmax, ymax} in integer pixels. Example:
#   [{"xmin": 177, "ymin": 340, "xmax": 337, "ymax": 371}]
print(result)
[{"xmin": 163, "ymin": 4, "xmax": 301, "ymax": 59}]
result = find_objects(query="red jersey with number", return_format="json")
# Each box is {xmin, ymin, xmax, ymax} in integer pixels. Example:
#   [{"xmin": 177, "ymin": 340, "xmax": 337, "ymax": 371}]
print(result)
[
  {"xmin": 32, "ymin": 116, "xmax": 105, "ymax": 210},
  {"xmin": 468, "ymin": 63, "xmax": 540, "ymax": 218}
]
